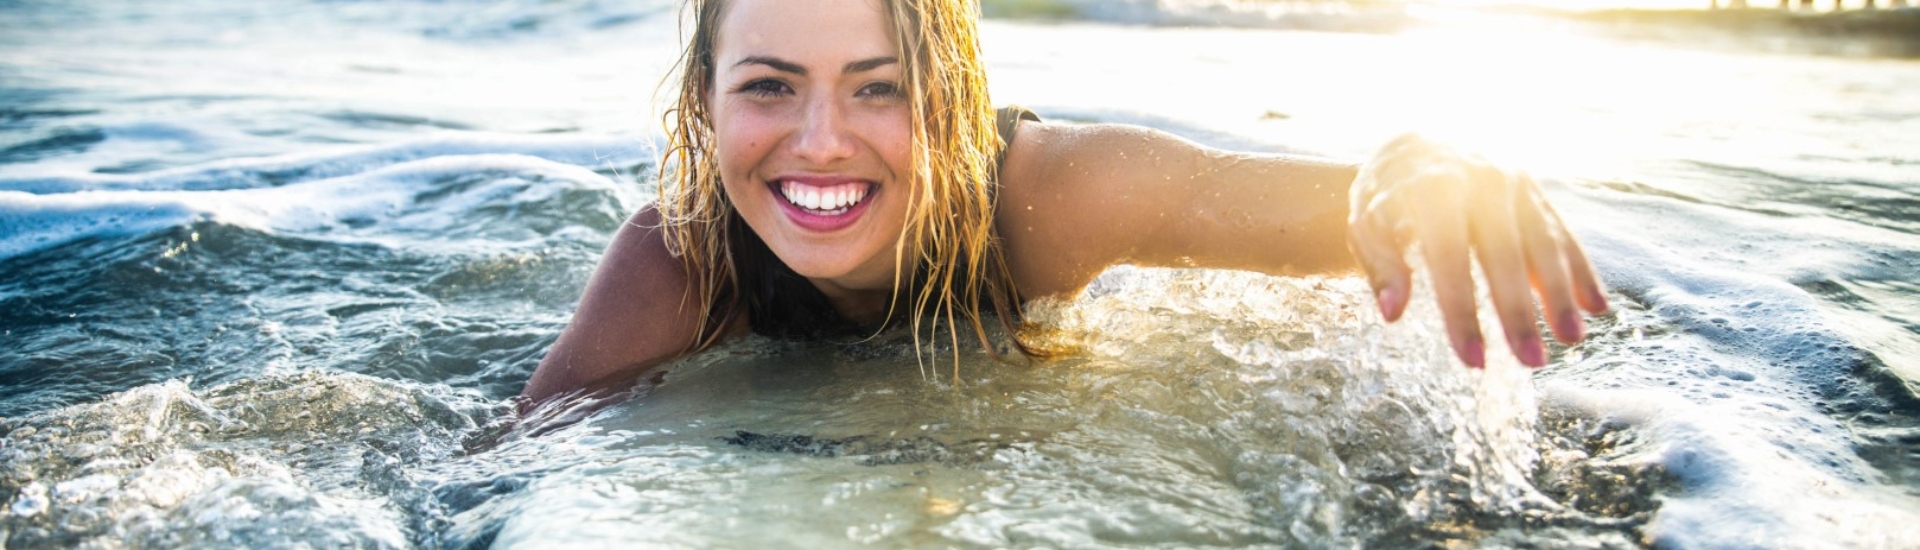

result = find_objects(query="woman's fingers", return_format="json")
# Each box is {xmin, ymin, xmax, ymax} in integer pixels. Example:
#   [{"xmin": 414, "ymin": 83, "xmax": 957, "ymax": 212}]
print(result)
[
  {"xmin": 1512, "ymin": 175, "xmax": 1584, "ymax": 345},
  {"xmin": 1412, "ymin": 174, "xmax": 1486, "ymax": 368},
  {"xmin": 1471, "ymin": 174, "xmax": 1548, "ymax": 367},
  {"xmin": 1543, "ymin": 204, "xmax": 1610, "ymax": 314},
  {"xmin": 1353, "ymin": 134, "xmax": 1610, "ymax": 369},
  {"xmin": 1349, "ymin": 200, "xmax": 1413, "ymax": 321}
]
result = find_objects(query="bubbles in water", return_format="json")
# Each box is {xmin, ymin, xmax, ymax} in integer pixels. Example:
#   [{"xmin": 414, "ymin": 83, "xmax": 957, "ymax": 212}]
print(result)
[
  {"xmin": 1015, "ymin": 267, "xmax": 1551, "ymax": 544},
  {"xmin": 0, "ymin": 372, "xmax": 486, "ymax": 549},
  {"xmin": 434, "ymin": 268, "xmax": 1656, "ymax": 548}
]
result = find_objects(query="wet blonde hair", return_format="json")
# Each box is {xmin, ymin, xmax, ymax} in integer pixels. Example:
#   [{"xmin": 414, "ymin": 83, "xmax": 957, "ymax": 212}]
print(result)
[{"xmin": 656, "ymin": 0, "xmax": 1027, "ymax": 376}]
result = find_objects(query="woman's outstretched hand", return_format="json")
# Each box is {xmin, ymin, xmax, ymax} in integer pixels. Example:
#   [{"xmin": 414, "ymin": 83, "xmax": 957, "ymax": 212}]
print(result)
[{"xmin": 1347, "ymin": 134, "xmax": 1609, "ymax": 368}]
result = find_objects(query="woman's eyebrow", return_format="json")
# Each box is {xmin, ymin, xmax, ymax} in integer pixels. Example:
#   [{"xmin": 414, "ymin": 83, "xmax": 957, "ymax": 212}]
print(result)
[
  {"xmin": 843, "ymin": 56, "xmax": 897, "ymax": 73},
  {"xmin": 735, "ymin": 55, "xmax": 807, "ymax": 75},
  {"xmin": 731, "ymin": 55, "xmax": 898, "ymax": 76}
]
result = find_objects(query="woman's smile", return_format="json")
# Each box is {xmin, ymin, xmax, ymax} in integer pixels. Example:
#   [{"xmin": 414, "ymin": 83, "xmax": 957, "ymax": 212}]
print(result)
[{"xmin": 770, "ymin": 175, "xmax": 877, "ymax": 232}]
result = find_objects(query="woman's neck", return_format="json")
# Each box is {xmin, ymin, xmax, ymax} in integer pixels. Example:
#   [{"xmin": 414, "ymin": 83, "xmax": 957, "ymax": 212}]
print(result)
[
  {"xmin": 805, "ymin": 243, "xmax": 918, "ymax": 326},
  {"xmin": 809, "ymin": 278, "xmax": 895, "ymax": 326}
]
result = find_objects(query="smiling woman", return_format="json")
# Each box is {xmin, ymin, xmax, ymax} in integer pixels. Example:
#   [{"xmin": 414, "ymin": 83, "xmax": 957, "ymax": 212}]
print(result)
[
  {"xmin": 702, "ymin": 0, "xmax": 944, "ymax": 327},
  {"xmin": 518, "ymin": 0, "xmax": 1608, "ymax": 404},
  {"xmin": 10, "ymin": 0, "xmax": 1920, "ymax": 546}
]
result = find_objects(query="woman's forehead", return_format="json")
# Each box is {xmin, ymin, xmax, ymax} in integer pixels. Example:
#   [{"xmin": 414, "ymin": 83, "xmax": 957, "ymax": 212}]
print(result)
[{"xmin": 713, "ymin": 0, "xmax": 897, "ymax": 65}]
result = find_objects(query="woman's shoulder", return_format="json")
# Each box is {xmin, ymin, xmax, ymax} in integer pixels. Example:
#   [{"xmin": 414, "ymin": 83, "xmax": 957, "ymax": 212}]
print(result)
[
  {"xmin": 997, "ymin": 114, "xmax": 1188, "ymax": 194},
  {"xmin": 520, "ymin": 205, "xmax": 709, "ymax": 402}
]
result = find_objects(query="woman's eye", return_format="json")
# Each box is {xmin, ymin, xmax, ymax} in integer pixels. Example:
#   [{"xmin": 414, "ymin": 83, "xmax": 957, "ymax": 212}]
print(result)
[
  {"xmin": 737, "ymin": 79, "xmax": 791, "ymax": 98},
  {"xmin": 858, "ymin": 81, "xmax": 901, "ymax": 99}
]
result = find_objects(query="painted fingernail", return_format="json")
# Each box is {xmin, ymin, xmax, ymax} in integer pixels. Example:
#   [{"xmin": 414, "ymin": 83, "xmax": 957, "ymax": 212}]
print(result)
[
  {"xmin": 1587, "ymin": 286, "xmax": 1610, "ymax": 313},
  {"xmin": 1518, "ymin": 337, "xmax": 1547, "ymax": 368},
  {"xmin": 1377, "ymin": 285, "xmax": 1403, "ymax": 321},
  {"xmin": 1462, "ymin": 336, "xmax": 1486, "ymax": 369},
  {"xmin": 1558, "ymin": 309, "xmax": 1585, "ymax": 342}
]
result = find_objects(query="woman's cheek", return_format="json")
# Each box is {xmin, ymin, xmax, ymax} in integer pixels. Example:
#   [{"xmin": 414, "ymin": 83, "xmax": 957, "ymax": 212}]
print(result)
[{"xmin": 869, "ymin": 112, "xmax": 914, "ymax": 180}]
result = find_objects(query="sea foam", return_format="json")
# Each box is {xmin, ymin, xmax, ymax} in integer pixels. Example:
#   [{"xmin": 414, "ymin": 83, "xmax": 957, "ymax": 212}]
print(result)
[
  {"xmin": 0, "ymin": 133, "xmax": 657, "ymax": 260},
  {"xmin": 1550, "ymin": 185, "xmax": 1920, "ymax": 548}
]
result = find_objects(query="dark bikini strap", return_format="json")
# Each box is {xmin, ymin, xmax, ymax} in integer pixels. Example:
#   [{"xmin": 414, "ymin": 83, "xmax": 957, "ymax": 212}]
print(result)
[{"xmin": 993, "ymin": 105, "xmax": 1040, "ymax": 176}]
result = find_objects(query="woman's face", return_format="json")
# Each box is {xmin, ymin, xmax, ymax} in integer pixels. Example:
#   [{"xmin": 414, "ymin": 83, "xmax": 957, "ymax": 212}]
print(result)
[{"xmin": 709, "ymin": 0, "xmax": 914, "ymax": 293}]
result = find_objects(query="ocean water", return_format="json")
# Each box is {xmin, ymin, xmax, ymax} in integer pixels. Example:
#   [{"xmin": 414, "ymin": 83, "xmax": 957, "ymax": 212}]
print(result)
[{"xmin": 3, "ymin": 0, "xmax": 1918, "ymax": 548}]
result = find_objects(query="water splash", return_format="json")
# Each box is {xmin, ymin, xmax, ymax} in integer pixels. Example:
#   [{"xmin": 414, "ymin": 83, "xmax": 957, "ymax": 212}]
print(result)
[
  {"xmin": 409, "ymin": 268, "xmax": 1653, "ymax": 548},
  {"xmin": 1021, "ymin": 267, "xmax": 1551, "ymax": 543},
  {"xmin": 0, "ymin": 372, "xmax": 486, "ymax": 548}
]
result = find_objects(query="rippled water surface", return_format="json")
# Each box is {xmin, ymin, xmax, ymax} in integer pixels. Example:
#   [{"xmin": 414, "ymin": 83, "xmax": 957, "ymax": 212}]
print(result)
[{"xmin": 3, "ymin": 1, "xmax": 1919, "ymax": 548}]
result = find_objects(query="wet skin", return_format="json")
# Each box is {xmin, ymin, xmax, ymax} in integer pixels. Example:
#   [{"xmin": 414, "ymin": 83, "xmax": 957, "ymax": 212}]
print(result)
[{"xmin": 520, "ymin": 0, "xmax": 1609, "ymax": 403}]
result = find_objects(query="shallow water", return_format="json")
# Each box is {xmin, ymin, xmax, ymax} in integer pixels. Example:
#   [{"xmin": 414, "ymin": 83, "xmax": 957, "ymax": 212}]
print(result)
[{"xmin": 3, "ymin": 0, "xmax": 1919, "ymax": 548}]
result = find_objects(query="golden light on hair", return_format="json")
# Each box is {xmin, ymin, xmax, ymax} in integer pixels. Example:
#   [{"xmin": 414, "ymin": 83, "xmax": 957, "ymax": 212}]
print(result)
[
  {"xmin": 657, "ymin": 0, "xmax": 736, "ymax": 351},
  {"xmin": 886, "ymin": 0, "xmax": 1029, "ymax": 381}
]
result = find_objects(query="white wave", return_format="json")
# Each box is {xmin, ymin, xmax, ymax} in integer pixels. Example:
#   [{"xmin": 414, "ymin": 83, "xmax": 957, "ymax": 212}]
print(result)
[
  {"xmin": 1550, "ymin": 187, "xmax": 1920, "ymax": 548},
  {"xmin": 413, "ymin": 0, "xmax": 678, "ymax": 40},
  {"xmin": 0, "ymin": 151, "xmax": 643, "ymax": 260},
  {"xmin": 0, "ymin": 131, "xmax": 660, "ymax": 195}
]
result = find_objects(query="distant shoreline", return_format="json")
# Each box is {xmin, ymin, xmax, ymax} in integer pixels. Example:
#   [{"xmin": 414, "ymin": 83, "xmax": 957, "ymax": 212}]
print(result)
[{"xmin": 1566, "ymin": 8, "xmax": 1920, "ymax": 57}]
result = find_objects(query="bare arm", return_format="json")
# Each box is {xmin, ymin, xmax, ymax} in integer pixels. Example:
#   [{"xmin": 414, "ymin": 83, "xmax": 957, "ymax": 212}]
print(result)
[
  {"xmin": 520, "ymin": 207, "xmax": 706, "ymax": 403},
  {"xmin": 997, "ymin": 121, "xmax": 1608, "ymax": 368},
  {"xmin": 996, "ymin": 122, "xmax": 1360, "ymax": 299}
]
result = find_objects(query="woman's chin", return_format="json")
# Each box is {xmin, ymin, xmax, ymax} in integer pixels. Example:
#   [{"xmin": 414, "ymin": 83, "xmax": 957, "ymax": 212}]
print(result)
[
  {"xmin": 780, "ymin": 250, "xmax": 897, "ymax": 287},
  {"xmin": 777, "ymin": 253, "xmax": 866, "ymax": 280}
]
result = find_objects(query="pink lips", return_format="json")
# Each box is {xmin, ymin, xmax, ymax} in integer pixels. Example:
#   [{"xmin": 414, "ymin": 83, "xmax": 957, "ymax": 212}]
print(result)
[{"xmin": 769, "ymin": 175, "xmax": 876, "ymax": 233}]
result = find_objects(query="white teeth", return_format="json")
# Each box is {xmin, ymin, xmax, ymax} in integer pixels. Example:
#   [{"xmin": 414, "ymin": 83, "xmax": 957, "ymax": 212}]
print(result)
[{"xmin": 779, "ymin": 180, "xmax": 869, "ymax": 214}]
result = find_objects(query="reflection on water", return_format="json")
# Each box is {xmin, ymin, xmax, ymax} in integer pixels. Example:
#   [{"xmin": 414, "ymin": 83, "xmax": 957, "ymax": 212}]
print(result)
[
  {"xmin": 4, "ymin": 0, "xmax": 1920, "ymax": 547},
  {"xmin": 1, "ymin": 269, "xmax": 1661, "ymax": 548}
]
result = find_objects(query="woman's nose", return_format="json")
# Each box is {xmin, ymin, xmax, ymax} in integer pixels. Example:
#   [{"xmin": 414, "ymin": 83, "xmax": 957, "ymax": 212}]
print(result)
[{"xmin": 791, "ymin": 97, "xmax": 857, "ymax": 165}]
